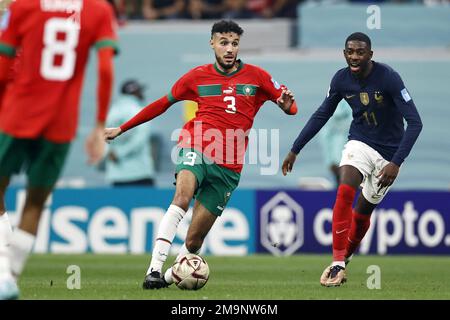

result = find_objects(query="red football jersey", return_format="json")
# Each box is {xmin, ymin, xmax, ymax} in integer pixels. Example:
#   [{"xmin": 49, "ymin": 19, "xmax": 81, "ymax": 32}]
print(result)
[
  {"xmin": 0, "ymin": 0, "xmax": 118, "ymax": 142},
  {"xmin": 170, "ymin": 62, "xmax": 286, "ymax": 173}
]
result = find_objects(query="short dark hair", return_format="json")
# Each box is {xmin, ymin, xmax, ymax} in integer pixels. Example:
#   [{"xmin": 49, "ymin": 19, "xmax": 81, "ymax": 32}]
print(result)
[
  {"xmin": 345, "ymin": 32, "xmax": 371, "ymax": 49},
  {"xmin": 211, "ymin": 20, "xmax": 244, "ymax": 38},
  {"xmin": 121, "ymin": 79, "xmax": 145, "ymax": 95}
]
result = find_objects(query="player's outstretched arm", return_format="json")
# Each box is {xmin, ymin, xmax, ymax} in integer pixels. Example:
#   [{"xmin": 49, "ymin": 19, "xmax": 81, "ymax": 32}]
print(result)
[
  {"xmin": 118, "ymin": 95, "xmax": 174, "ymax": 134},
  {"xmin": 277, "ymin": 88, "xmax": 297, "ymax": 115},
  {"xmin": 282, "ymin": 151, "xmax": 297, "ymax": 176}
]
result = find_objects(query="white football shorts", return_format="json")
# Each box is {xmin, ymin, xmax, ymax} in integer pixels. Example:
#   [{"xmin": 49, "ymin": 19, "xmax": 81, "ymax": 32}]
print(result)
[{"xmin": 339, "ymin": 140, "xmax": 396, "ymax": 204}]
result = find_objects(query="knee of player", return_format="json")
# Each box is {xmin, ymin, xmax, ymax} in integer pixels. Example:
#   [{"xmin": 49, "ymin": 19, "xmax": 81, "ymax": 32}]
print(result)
[{"xmin": 172, "ymin": 193, "xmax": 192, "ymax": 211}]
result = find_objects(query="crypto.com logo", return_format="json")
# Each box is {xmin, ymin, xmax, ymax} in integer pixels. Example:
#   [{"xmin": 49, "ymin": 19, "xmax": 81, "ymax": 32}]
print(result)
[{"xmin": 260, "ymin": 192, "xmax": 304, "ymax": 256}]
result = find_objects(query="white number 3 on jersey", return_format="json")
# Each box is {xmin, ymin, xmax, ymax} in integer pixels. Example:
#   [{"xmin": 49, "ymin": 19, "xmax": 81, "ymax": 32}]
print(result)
[{"xmin": 224, "ymin": 96, "xmax": 236, "ymax": 114}]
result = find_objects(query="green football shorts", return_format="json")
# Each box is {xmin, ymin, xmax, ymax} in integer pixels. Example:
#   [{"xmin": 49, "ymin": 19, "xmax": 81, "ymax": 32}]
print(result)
[
  {"xmin": 0, "ymin": 132, "xmax": 70, "ymax": 187},
  {"xmin": 175, "ymin": 148, "xmax": 240, "ymax": 216}
]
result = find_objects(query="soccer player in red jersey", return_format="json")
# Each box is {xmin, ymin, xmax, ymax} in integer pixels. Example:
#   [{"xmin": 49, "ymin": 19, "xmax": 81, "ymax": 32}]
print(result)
[
  {"xmin": 105, "ymin": 20, "xmax": 298, "ymax": 289},
  {"xmin": 0, "ymin": 0, "xmax": 118, "ymax": 299}
]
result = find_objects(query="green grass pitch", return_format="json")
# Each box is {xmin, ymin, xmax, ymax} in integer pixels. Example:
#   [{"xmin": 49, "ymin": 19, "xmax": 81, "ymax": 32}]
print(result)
[{"xmin": 18, "ymin": 254, "xmax": 450, "ymax": 300}]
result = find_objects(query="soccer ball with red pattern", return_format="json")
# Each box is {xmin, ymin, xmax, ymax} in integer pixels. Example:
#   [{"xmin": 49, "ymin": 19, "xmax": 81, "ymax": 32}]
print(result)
[{"xmin": 171, "ymin": 254, "xmax": 209, "ymax": 290}]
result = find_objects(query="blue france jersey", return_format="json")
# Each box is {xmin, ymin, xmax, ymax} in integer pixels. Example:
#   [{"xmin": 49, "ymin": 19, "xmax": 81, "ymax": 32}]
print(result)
[{"xmin": 291, "ymin": 62, "xmax": 423, "ymax": 166}]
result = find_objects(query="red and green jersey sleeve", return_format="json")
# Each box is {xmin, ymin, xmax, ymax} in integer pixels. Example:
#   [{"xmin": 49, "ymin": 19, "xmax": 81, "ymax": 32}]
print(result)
[
  {"xmin": 169, "ymin": 68, "xmax": 199, "ymax": 102},
  {"xmin": 93, "ymin": 1, "xmax": 119, "ymax": 53},
  {"xmin": 256, "ymin": 66, "xmax": 284, "ymax": 104}
]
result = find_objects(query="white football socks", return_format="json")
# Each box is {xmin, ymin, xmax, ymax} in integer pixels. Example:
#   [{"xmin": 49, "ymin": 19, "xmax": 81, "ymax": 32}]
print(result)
[
  {"xmin": 0, "ymin": 251, "xmax": 11, "ymax": 281},
  {"xmin": 175, "ymin": 243, "xmax": 195, "ymax": 261},
  {"xmin": 147, "ymin": 205, "xmax": 186, "ymax": 275},
  {"xmin": 9, "ymin": 228, "xmax": 35, "ymax": 278},
  {"xmin": 0, "ymin": 229, "xmax": 10, "ymax": 276},
  {"xmin": 332, "ymin": 261, "xmax": 346, "ymax": 268},
  {"xmin": 0, "ymin": 212, "xmax": 13, "ymax": 246},
  {"xmin": 0, "ymin": 212, "xmax": 13, "ymax": 279},
  {"xmin": 164, "ymin": 243, "xmax": 200, "ymax": 284},
  {"xmin": 163, "ymin": 267, "xmax": 174, "ymax": 284}
]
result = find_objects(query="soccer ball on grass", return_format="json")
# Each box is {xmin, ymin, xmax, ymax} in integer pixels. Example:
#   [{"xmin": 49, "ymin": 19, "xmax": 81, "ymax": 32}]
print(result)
[{"xmin": 171, "ymin": 253, "xmax": 209, "ymax": 290}]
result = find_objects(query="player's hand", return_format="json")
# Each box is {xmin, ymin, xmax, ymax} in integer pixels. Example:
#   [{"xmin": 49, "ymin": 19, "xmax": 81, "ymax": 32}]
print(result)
[
  {"xmin": 85, "ymin": 125, "xmax": 105, "ymax": 165},
  {"xmin": 282, "ymin": 151, "xmax": 297, "ymax": 176},
  {"xmin": 376, "ymin": 162, "xmax": 399, "ymax": 189},
  {"xmin": 277, "ymin": 88, "xmax": 295, "ymax": 113},
  {"xmin": 104, "ymin": 127, "xmax": 122, "ymax": 142}
]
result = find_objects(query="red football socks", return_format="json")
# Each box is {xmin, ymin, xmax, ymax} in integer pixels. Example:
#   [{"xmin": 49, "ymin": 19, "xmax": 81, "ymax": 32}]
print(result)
[
  {"xmin": 332, "ymin": 184, "xmax": 357, "ymax": 262},
  {"xmin": 345, "ymin": 211, "xmax": 371, "ymax": 258}
]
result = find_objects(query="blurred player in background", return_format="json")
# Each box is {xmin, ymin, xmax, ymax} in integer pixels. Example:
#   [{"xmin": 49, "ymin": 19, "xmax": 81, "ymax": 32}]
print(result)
[
  {"xmin": 105, "ymin": 20, "xmax": 298, "ymax": 289},
  {"xmin": 282, "ymin": 32, "xmax": 422, "ymax": 287},
  {"xmin": 0, "ymin": 0, "xmax": 118, "ymax": 299},
  {"xmin": 105, "ymin": 79, "xmax": 156, "ymax": 187}
]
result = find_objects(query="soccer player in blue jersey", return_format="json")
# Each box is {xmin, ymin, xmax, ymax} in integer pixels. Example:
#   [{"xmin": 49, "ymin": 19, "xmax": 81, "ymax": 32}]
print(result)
[{"xmin": 282, "ymin": 32, "xmax": 423, "ymax": 287}]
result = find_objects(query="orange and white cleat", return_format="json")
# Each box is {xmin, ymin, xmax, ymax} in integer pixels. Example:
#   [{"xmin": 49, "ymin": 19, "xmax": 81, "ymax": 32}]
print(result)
[
  {"xmin": 324, "ymin": 265, "xmax": 347, "ymax": 287},
  {"xmin": 320, "ymin": 265, "xmax": 332, "ymax": 286}
]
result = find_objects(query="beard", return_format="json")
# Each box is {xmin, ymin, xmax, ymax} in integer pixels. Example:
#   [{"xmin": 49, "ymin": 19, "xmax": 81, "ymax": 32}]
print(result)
[{"xmin": 216, "ymin": 54, "xmax": 236, "ymax": 70}]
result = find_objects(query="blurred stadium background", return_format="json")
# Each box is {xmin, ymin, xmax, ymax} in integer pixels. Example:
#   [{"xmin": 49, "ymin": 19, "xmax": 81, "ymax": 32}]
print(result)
[
  {"xmin": 8, "ymin": 1, "xmax": 450, "ymax": 190},
  {"xmin": 42, "ymin": 2, "xmax": 450, "ymax": 190},
  {"xmin": 4, "ymin": 1, "xmax": 450, "ymax": 299}
]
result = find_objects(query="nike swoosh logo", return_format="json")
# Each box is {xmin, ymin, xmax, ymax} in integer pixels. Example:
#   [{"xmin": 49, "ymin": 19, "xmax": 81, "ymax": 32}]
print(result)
[
  {"xmin": 345, "ymin": 94, "xmax": 355, "ymax": 99},
  {"xmin": 336, "ymin": 229, "xmax": 348, "ymax": 234}
]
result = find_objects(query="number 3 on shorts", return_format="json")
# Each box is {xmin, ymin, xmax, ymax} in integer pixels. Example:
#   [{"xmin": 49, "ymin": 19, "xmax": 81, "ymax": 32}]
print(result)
[{"xmin": 183, "ymin": 152, "xmax": 197, "ymax": 166}]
